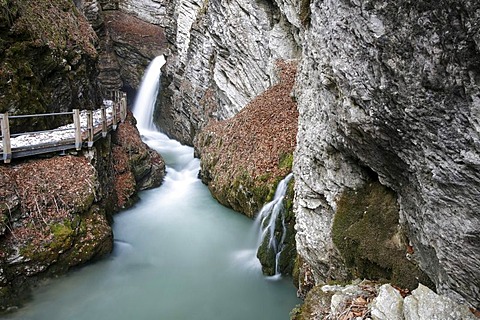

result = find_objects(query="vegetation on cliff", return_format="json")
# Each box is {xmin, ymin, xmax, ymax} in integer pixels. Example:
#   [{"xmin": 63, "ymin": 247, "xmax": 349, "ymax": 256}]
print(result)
[
  {"xmin": 195, "ymin": 60, "xmax": 298, "ymax": 276},
  {"xmin": 332, "ymin": 180, "xmax": 433, "ymax": 290},
  {"xmin": 0, "ymin": 155, "xmax": 112, "ymax": 310},
  {"xmin": 0, "ymin": 0, "xmax": 100, "ymax": 132},
  {"xmin": 195, "ymin": 60, "xmax": 298, "ymax": 218}
]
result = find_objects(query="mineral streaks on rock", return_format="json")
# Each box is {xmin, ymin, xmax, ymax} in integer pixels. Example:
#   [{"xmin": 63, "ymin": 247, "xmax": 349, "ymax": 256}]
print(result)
[
  {"xmin": 159, "ymin": 0, "xmax": 300, "ymax": 144},
  {"xmin": 294, "ymin": 0, "xmax": 480, "ymax": 307}
]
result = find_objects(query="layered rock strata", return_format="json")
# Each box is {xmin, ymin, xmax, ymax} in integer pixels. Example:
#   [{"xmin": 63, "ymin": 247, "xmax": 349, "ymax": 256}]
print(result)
[
  {"xmin": 293, "ymin": 0, "xmax": 480, "ymax": 308},
  {"xmin": 158, "ymin": 0, "xmax": 301, "ymax": 144}
]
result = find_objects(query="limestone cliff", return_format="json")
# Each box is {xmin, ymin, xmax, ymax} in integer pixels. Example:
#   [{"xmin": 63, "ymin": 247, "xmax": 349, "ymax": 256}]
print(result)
[
  {"xmin": 158, "ymin": 0, "xmax": 301, "ymax": 144},
  {"xmin": 120, "ymin": 0, "xmax": 479, "ymax": 310},
  {"xmin": 293, "ymin": 0, "xmax": 480, "ymax": 309}
]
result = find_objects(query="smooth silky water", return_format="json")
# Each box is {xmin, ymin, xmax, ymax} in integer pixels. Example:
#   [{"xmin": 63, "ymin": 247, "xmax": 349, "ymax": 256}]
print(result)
[{"xmin": 1, "ymin": 57, "xmax": 301, "ymax": 319}]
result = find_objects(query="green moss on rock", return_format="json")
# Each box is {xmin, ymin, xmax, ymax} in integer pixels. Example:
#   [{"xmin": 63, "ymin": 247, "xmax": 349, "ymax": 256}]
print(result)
[{"xmin": 332, "ymin": 181, "xmax": 432, "ymax": 290}]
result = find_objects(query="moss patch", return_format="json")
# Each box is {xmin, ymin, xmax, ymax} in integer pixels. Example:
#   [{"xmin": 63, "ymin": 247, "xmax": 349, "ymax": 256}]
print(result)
[
  {"xmin": 332, "ymin": 180, "xmax": 432, "ymax": 290},
  {"xmin": 299, "ymin": 0, "xmax": 311, "ymax": 27},
  {"xmin": 195, "ymin": 61, "xmax": 298, "ymax": 218}
]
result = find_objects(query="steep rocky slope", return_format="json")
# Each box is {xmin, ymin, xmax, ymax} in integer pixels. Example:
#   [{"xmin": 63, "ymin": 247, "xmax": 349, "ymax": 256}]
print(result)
[
  {"xmin": 0, "ymin": 117, "xmax": 165, "ymax": 311},
  {"xmin": 0, "ymin": 0, "xmax": 100, "ymax": 132},
  {"xmin": 293, "ymin": 0, "xmax": 480, "ymax": 309},
  {"xmin": 195, "ymin": 61, "xmax": 298, "ymax": 217},
  {"xmin": 157, "ymin": 0, "xmax": 301, "ymax": 144}
]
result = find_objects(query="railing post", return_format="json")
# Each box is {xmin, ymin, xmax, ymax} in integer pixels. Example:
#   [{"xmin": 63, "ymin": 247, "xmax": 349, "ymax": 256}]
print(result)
[
  {"xmin": 1, "ymin": 113, "xmax": 11, "ymax": 163},
  {"xmin": 120, "ymin": 93, "xmax": 127, "ymax": 122},
  {"xmin": 87, "ymin": 110, "xmax": 94, "ymax": 148},
  {"xmin": 101, "ymin": 106, "xmax": 107, "ymax": 137},
  {"xmin": 73, "ymin": 109, "xmax": 82, "ymax": 151},
  {"xmin": 112, "ymin": 101, "xmax": 118, "ymax": 130}
]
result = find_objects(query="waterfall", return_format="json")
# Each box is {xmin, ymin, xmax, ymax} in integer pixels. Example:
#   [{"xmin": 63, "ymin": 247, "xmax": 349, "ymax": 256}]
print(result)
[
  {"xmin": 132, "ymin": 55, "xmax": 166, "ymax": 132},
  {"xmin": 254, "ymin": 173, "xmax": 293, "ymax": 278}
]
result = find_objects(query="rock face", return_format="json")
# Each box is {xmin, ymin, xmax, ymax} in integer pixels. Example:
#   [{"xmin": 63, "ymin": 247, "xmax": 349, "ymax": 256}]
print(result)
[
  {"xmin": 0, "ymin": 0, "xmax": 100, "ymax": 133},
  {"xmin": 77, "ymin": 0, "xmax": 170, "ymax": 95},
  {"xmin": 158, "ymin": 0, "xmax": 301, "ymax": 144},
  {"xmin": 292, "ymin": 282, "xmax": 476, "ymax": 320},
  {"xmin": 293, "ymin": 0, "xmax": 480, "ymax": 308}
]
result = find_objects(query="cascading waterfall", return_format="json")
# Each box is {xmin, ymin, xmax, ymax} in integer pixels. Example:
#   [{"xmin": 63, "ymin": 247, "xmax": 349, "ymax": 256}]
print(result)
[
  {"xmin": 253, "ymin": 173, "xmax": 293, "ymax": 278},
  {"xmin": 2, "ymin": 56, "xmax": 301, "ymax": 320},
  {"xmin": 132, "ymin": 55, "xmax": 166, "ymax": 131}
]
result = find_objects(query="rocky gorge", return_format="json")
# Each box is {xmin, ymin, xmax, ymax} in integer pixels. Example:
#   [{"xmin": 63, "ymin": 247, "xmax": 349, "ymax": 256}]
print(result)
[
  {"xmin": 0, "ymin": 0, "xmax": 166, "ymax": 310},
  {"xmin": 0, "ymin": 0, "xmax": 479, "ymax": 318}
]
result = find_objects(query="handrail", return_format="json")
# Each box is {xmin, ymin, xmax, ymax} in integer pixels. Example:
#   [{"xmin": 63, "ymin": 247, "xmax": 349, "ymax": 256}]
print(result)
[
  {"xmin": 0, "ymin": 90, "xmax": 128, "ymax": 163},
  {"xmin": 9, "ymin": 111, "xmax": 74, "ymax": 119}
]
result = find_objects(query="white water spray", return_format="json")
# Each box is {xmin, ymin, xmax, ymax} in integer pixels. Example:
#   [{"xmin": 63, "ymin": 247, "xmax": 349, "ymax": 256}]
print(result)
[
  {"xmin": 132, "ymin": 55, "xmax": 166, "ymax": 132},
  {"xmin": 253, "ymin": 173, "xmax": 293, "ymax": 278}
]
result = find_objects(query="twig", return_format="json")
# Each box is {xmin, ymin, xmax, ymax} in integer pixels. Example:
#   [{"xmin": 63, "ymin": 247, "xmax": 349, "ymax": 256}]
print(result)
[{"xmin": 34, "ymin": 197, "xmax": 48, "ymax": 226}]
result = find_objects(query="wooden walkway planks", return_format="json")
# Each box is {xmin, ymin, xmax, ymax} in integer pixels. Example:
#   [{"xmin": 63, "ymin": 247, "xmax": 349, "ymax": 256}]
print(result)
[{"xmin": 0, "ymin": 91, "xmax": 128, "ymax": 163}]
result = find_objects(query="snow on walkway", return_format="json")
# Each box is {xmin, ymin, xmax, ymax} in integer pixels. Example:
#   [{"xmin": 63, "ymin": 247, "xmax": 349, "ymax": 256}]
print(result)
[{"xmin": 0, "ymin": 101, "xmax": 115, "ymax": 150}]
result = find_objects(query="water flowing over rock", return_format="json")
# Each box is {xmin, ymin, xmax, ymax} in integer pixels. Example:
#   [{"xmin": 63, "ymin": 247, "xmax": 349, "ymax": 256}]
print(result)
[
  {"xmin": 133, "ymin": 55, "xmax": 166, "ymax": 131},
  {"xmin": 84, "ymin": 0, "xmax": 480, "ymax": 312},
  {"xmin": 254, "ymin": 173, "xmax": 294, "ymax": 276}
]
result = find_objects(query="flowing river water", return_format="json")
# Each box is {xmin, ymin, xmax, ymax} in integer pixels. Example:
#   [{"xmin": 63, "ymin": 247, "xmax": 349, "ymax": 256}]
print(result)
[{"xmin": 2, "ymin": 58, "xmax": 301, "ymax": 319}]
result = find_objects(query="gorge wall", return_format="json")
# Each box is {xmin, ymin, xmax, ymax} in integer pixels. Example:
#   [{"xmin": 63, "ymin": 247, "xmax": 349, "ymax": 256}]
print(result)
[
  {"xmin": 0, "ymin": 0, "xmax": 166, "ymax": 310},
  {"xmin": 1, "ymin": 0, "xmax": 479, "ymax": 314},
  {"xmin": 136, "ymin": 0, "xmax": 479, "ymax": 309},
  {"xmin": 293, "ymin": 0, "xmax": 480, "ymax": 309}
]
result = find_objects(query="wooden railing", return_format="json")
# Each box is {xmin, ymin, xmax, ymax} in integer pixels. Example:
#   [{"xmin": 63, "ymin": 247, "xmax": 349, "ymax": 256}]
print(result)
[{"xmin": 0, "ymin": 91, "xmax": 127, "ymax": 163}]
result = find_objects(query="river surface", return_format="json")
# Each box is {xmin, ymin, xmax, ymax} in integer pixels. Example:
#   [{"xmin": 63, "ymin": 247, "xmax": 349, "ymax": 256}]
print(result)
[{"xmin": 3, "ymin": 130, "xmax": 301, "ymax": 320}]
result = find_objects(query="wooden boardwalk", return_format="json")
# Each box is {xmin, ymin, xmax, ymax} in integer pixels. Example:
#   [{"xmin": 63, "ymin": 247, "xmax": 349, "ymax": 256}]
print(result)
[{"xmin": 0, "ymin": 91, "xmax": 127, "ymax": 163}]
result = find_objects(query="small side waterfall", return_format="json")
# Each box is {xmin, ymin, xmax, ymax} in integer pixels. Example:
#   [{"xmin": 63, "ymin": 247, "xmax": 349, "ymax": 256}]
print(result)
[
  {"xmin": 254, "ymin": 173, "xmax": 294, "ymax": 278},
  {"xmin": 132, "ymin": 55, "xmax": 166, "ymax": 132}
]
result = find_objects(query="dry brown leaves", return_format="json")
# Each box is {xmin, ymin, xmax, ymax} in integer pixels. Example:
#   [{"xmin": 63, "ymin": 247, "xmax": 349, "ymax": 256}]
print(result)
[
  {"xmin": 104, "ymin": 11, "xmax": 167, "ymax": 50},
  {"xmin": 2, "ymin": 156, "xmax": 96, "ymax": 247},
  {"xmin": 199, "ymin": 60, "xmax": 299, "ymax": 186},
  {"xmin": 327, "ymin": 284, "xmax": 377, "ymax": 320}
]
